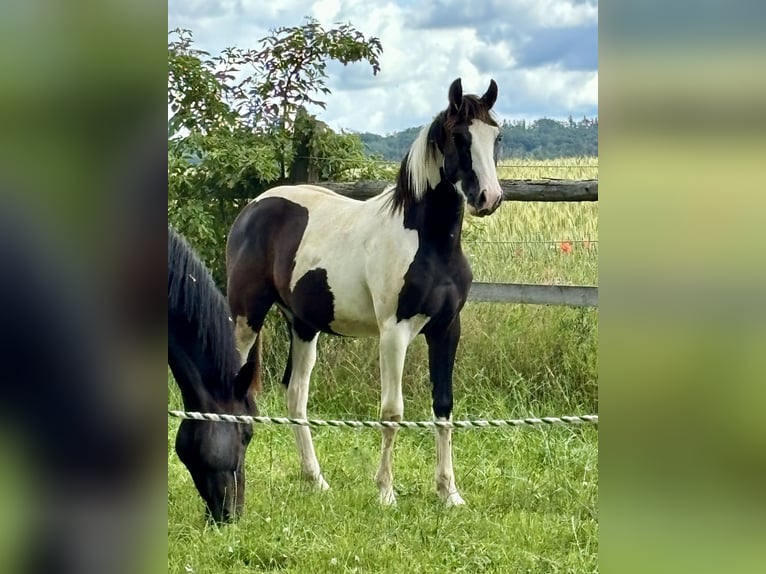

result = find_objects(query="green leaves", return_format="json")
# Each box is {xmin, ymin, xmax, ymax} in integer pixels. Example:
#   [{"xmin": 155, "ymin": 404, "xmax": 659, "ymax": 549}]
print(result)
[
  {"xmin": 249, "ymin": 17, "xmax": 382, "ymax": 132},
  {"xmin": 168, "ymin": 29, "xmax": 236, "ymax": 137},
  {"xmin": 168, "ymin": 22, "xmax": 384, "ymax": 286}
]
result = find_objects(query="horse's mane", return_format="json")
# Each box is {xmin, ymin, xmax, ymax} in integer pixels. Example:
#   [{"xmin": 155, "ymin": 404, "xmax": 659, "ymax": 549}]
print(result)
[
  {"xmin": 390, "ymin": 94, "xmax": 498, "ymax": 214},
  {"xmin": 168, "ymin": 227, "xmax": 239, "ymax": 397}
]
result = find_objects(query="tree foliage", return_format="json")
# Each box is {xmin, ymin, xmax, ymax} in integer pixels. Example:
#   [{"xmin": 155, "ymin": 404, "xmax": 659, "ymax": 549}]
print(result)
[
  {"xmin": 359, "ymin": 116, "xmax": 598, "ymax": 161},
  {"xmin": 168, "ymin": 19, "xmax": 383, "ymax": 285}
]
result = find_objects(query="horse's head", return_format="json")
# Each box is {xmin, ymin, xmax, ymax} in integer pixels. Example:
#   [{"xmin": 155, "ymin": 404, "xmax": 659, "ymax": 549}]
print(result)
[
  {"xmin": 174, "ymin": 361, "xmax": 258, "ymax": 524},
  {"xmin": 432, "ymin": 78, "xmax": 503, "ymax": 217}
]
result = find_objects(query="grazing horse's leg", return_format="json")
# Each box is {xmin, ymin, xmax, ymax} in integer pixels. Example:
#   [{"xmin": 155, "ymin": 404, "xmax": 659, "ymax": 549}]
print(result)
[
  {"xmin": 375, "ymin": 318, "xmax": 426, "ymax": 505},
  {"xmin": 426, "ymin": 316, "xmax": 465, "ymax": 507},
  {"xmin": 285, "ymin": 324, "xmax": 328, "ymax": 491}
]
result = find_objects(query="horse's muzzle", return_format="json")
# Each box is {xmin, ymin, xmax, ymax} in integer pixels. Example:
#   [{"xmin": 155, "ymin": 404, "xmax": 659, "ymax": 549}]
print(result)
[{"xmin": 470, "ymin": 194, "xmax": 502, "ymax": 217}]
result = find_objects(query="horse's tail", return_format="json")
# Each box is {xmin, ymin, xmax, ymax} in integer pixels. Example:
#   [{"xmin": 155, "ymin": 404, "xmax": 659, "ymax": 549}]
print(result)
[{"xmin": 250, "ymin": 330, "xmax": 263, "ymax": 394}]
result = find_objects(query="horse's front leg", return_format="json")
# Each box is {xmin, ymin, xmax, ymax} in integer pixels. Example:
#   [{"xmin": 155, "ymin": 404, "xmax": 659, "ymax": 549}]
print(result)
[
  {"xmin": 375, "ymin": 317, "xmax": 426, "ymax": 505},
  {"xmin": 425, "ymin": 316, "xmax": 465, "ymax": 507},
  {"xmin": 375, "ymin": 325, "xmax": 408, "ymax": 505}
]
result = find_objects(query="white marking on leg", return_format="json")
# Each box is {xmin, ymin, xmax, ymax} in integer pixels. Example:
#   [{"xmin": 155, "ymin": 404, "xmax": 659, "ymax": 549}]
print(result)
[
  {"xmin": 234, "ymin": 316, "xmax": 257, "ymax": 365},
  {"xmin": 286, "ymin": 331, "xmax": 329, "ymax": 491},
  {"xmin": 435, "ymin": 416, "xmax": 465, "ymax": 507},
  {"xmin": 377, "ymin": 424, "xmax": 398, "ymax": 506},
  {"xmin": 374, "ymin": 316, "xmax": 429, "ymax": 505}
]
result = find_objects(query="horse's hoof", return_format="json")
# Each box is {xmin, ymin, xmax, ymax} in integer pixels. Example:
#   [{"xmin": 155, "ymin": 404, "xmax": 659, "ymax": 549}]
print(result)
[
  {"xmin": 314, "ymin": 475, "xmax": 330, "ymax": 491},
  {"xmin": 444, "ymin": 492, "xmax": 466, "ymax": 507},
  {"xmin": 378, "ymin": 488, "xmax": 397, "ymax": 506},
  {"xmin": 304, "ymin": 473, "xmax": 330, "ymax": 491}
]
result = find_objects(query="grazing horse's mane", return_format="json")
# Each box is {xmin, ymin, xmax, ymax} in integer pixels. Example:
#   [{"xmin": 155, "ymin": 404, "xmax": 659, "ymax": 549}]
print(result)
[
  {"xmin": 168, "ymin": 228, "xmax": 239, "ymax": 398},
  {"xmin": 390, "ymin": 94, "xmax": 499, "ymax": 214}
]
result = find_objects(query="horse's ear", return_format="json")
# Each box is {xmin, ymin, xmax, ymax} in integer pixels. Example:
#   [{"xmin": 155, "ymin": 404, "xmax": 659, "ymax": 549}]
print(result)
[
  {"xmin": 481, "ymin": 79, "xmax": 498, "ymax": 109},
  {"xmin": 448, "ymin": 78, "xmax": 463, "ymax": 114},
  {"xmin": 234, "ymin": 361, "xmax": 257, "ymax": 399}
]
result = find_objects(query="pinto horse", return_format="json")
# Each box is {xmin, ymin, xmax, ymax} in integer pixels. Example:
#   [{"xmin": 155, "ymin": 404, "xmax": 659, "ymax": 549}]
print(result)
[
  {"xmin": 226, "ymin": 78, "xmax": 502, "ymax": 506},
  {"xmin": 168, "ymin": 227, "xmax": 259, "ymax": 522}
]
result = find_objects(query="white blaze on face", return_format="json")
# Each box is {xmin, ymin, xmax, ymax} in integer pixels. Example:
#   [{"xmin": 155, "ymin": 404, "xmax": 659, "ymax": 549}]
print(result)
[{"xmin": 467, "ymin": 120, "xmax": 502, "ymax": 212}]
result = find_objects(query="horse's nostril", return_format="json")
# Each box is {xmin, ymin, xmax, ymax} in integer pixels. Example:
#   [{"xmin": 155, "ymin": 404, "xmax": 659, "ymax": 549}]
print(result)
[{"xmin": 478, "ymin": 190, "xmax": 487, "ymax": 206}]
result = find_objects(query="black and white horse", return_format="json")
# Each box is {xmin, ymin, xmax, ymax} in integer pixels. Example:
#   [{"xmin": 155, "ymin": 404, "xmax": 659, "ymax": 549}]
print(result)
[{"xmin": 226, "ymin": 78, "xmax": 502, "ymax": 506}]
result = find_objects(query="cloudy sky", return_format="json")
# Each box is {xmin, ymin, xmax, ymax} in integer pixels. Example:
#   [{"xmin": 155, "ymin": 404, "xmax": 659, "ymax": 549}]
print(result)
[{"xmin": 168, "ymin": 0, "xmax": 598, "ymax": 135}]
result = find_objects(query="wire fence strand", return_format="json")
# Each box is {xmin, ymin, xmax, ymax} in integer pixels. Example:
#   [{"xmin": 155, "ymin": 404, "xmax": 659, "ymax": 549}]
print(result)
[
  {"xmin": 168, "ymin": 410, "xmax": 598, "ymax": 430},
  {"xmin": 464, "ymin": 239, "xmax": 598, "ymax": 245},
  {"xmin": 295, "ymin": 155, "xmax": 598, "ymax": 169}
]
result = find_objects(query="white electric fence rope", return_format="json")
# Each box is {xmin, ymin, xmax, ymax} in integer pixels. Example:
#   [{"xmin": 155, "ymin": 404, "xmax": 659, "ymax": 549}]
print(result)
[{"xmin": 168, "ymin": 410, "xmax": 597, "ymax": 429}]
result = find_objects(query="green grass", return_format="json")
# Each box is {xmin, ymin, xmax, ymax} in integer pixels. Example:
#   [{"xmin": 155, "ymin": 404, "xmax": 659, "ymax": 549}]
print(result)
[
  {"xmin": 169, "ymin": 370, "xmax": 598, "ymax": 574},
  {"xmin": 168, "ymin": 158, "xmax": 598, "ymax": 572}
]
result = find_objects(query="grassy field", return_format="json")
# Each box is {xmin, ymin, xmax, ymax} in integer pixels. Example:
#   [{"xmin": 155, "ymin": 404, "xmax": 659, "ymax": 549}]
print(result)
[{"xmin": 168, "ymin": 157, "xmax": 598, "ymax": 573}]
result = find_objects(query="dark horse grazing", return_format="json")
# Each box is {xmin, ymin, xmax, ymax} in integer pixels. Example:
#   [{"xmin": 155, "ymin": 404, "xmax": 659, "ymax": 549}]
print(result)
[
  {"xmin": 168, "ymin": 227, "xmax": 259, "ymax": 522},
  {"xmin": 226, "ymin": 78, "xmax": 502, "ymax": 506}
]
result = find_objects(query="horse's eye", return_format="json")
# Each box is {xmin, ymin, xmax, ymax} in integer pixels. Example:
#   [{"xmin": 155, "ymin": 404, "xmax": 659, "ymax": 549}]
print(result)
[{"xmin": 496, "ymin": 134, "xmax": 503, "ymax": 143}]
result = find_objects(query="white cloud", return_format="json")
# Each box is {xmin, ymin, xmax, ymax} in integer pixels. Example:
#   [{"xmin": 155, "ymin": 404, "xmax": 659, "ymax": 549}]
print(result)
[
  {"xmin": 516, "ymin": 65, "xmax": 598, "ymax": 110},
  {"xmin": 313, "ymin": 0, "xmax": 342, "ymax": 20},
  {"xmin": 522, "ymin": 0, "xmax": 598, "ymax": 28},
  {"xmin": 168, "ymin": 0, "xmax": 598, "ymax": 134}
]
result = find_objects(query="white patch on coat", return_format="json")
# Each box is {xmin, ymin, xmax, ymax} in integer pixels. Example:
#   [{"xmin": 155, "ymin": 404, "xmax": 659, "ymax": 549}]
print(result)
[
  {"xmin": 258, "ymin": 185, "xmax": 422, "ymax": 337},
  {"xmin": 233, "ymin": 316, "xmax": 256, "ymax": 365},
  {"xmin": 467, "ymin": 121, "xmax": 502, "ymax": 210}
]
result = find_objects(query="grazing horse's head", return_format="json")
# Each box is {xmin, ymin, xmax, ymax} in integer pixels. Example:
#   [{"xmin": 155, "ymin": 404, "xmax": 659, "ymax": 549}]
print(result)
[
  {"xmin": 422, "ymin": 78, "xmax": 503, "ymax": 216},
  {"xmin": 174, "ymin": 361, "xmax": 258, "ymax": 524}
]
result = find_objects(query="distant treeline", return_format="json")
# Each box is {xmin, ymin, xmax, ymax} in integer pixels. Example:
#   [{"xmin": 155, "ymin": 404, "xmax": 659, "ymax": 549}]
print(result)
[{"xmin": 358, "ymin": 116, "xmax": 598, "ymax": 160}]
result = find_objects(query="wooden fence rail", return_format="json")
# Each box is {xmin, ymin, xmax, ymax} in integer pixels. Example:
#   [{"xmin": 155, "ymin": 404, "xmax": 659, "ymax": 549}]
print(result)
[
  {"xmin": 316, "ymin": 178, "xmax": 598, "ymax": 202},
  {"xmin": 313, "ymin": 177, "xmax": 599, "ymax": 308},
  {"xmin": 469, "ymin": 282, "xmax": 598, "ymax": 308}
]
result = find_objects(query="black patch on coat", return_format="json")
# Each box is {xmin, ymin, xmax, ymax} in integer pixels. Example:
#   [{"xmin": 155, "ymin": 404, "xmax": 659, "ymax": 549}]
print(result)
[
  {"xmin": 290, "ymin": 268, "xmax": 337, "ymax": 341},
  {"xmin": 442, "ymin": 125, "xmax": 482, "ymax": 207},
  {"xmin": 396, "ymin": 177, "xmax": 473, "ymax": 336},
  {"xmin": 227, "ymin": 197, "xmax": 309, "ymax": 330},
  {"xmin": 227, "ymin": 195, "xmax": 339, "ymax": 345}
]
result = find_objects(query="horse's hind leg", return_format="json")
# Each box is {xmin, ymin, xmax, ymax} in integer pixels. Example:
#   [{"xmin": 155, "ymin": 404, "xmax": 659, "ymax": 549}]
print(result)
[
  {"xmin": 425, "ymin": 317, "xmax": 465, "ymax": 507},
  {"xmin": 231, "ymin": 283, "xmax": 276, "ymax": 361},
  {"xmin": 234, "ymin": 316, "xmax": 258, "ymax": 365},
  {"xmin": 231, "ymin": 293, "xmax": 273, "ymax": 394},
  {"xmin": 285, "ymin": 322, "xmax": 328, "ymax": 491}
]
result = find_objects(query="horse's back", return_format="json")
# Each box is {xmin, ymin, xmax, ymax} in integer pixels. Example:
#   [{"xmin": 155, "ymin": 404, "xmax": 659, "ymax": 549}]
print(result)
[
  {"xmin": 258, "ymin": 184, "xmax": 363, "ymax": 208},
  {"xmin": 228, "ymin": 184, "xmax": 369, "ymax": 264},
  {"xmin": 227, "ymin": 183, "xmax": 415, "ymax": 337}
]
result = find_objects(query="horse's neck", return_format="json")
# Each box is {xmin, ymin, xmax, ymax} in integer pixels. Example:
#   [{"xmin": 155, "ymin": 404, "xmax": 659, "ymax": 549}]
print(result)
[
  {"xmin": 176, "ymin": 376, "xmax": 214, "ymax": 412},
  {"xmin": 169, "ymin": 331, "xmax": 221, "ymax": 413},
  {"xmin": 404, "ymin": 179, "xmax": 465, "ymax": 252}
]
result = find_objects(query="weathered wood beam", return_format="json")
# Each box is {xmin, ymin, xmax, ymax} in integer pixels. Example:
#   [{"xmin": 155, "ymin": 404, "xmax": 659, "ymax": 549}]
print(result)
[{"xmin": 314, "ymin": 179, "xmax": 598, "ymax": 202}]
